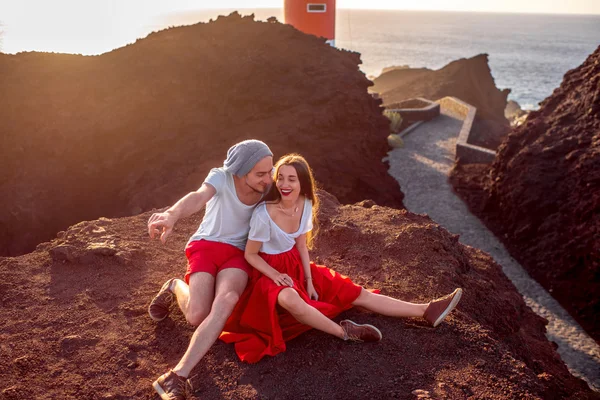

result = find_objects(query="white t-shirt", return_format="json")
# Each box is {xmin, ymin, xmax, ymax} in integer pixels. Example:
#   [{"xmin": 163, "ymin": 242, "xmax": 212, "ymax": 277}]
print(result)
[
  {"xmin": 248, "ymin": 198, "xmax": 313, "ymax": 254},
  {"xmin": 188, "ymin": 168, "xmax": 258, "ymax": 250}
]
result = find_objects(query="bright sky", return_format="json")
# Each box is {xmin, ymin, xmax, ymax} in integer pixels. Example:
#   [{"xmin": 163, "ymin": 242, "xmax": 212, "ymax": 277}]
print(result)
[{"xmin": 1, "ymin": 0, "xmax": 598, "ymax": 54}]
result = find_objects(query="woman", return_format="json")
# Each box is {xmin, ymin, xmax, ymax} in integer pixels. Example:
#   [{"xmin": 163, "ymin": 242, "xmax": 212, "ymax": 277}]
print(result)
[{"xmin": 220, "ymin": 154, "xmax": 462, "ymax": 363}]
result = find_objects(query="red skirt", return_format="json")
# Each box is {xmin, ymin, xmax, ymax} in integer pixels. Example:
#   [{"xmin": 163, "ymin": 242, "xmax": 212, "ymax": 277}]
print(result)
[{"xmin": 220, "ymin": 246, "xmax": 364, "ymax": 363}]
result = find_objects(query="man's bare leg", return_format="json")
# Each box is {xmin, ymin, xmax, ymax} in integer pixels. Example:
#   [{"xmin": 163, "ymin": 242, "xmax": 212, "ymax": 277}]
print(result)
[
  {"xmin": 352, "ymin": 289, "xmax": 428, "ymax": 318},
  {"xmin": 170, "ymin": 273, "xmax": 215, "ymax": 325},
  {"xmin": 171, "ymin": 268, "xmax": 248, "ymax": 378}
]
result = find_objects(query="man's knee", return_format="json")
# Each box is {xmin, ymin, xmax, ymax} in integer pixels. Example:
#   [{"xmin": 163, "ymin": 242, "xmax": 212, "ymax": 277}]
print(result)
[
  {"xmin": 186, "ymin": 305, "xmax": 210, "ymax": 326},
  {"xmin": 277, "ymin": 289, "xmax": 305, "ymax": 315}
]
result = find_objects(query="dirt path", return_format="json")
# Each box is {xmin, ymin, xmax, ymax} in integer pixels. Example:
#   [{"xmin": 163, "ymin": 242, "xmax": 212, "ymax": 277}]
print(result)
[{"xmin": 385, "ymin": 108, "xmax": 600, "ymax": 391}]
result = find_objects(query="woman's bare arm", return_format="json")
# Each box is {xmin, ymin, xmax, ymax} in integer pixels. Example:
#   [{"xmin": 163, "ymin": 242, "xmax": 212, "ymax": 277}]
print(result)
[{"xmin": 245, "ymin": 239, "xmax": 293, "ymax": 287}]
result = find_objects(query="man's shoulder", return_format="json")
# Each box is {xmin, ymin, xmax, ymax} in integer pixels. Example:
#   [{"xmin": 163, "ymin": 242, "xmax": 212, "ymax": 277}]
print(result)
[
  {"xmin": 204, "ymin": 168, "xmax": 233, "ymax": 190},
  {"xmin": 207, "ymin": 167, "xmax": 229, "ymax": 178}
]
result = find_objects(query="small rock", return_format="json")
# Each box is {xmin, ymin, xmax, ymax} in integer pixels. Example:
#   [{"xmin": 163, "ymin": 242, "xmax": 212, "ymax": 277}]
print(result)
[
  {"xmin": 86, "ymin": 242, "xmax": 117, "ymax": 256},
  {"xmin": 387, "ymin": 134, "xmax": 404, "ymax": 148},
  {"xmin": 115, "ymin": 252, "xmax": 132, "ymax": 266},
  {"xmin": 2, "ymin": 385, "xmax": 26, "ymax": 399},
  {"xmin": 60, "ymin": 334, "xmax": 99, "ymax": 353},
  {"xmin": 35, "ymin": 242, "xmax": 51, "ymax": 251},
  {"xmin": 92, "ymin": 227, "xmax": 107, "ymax": 235},
  {"xmin": 49, "ymin": 245, "xmax": 78, "ymax": 262},
  {"xmin": 127, "ymin": 361, "xmax": 139, "ymax": 369},
  {"xmin": 13, "ymin": 355, "xmax": 33, "ymax": 369},
  {"xmin": 411, "ymin": 389, "xmax": 431, "ymax": 399},
  {"xmin": 357, "ymin": 199, "xmax": 376, "ymax": 208}
]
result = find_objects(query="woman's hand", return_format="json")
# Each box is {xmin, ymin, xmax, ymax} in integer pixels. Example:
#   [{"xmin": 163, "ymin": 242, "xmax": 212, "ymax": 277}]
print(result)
[
  {"xmin": 306, "ymin": 280, "xmax": 319, "ymax": 301},
  {"xmin": 271, "ymin": 273, "xmax": 294, "ymax": 287}
]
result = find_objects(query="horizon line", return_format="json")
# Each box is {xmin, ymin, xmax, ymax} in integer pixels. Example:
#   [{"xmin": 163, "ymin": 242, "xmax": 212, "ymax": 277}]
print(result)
[{"xmin": 169, "ymin": 7, "xmax": 600, "ymax": 17}]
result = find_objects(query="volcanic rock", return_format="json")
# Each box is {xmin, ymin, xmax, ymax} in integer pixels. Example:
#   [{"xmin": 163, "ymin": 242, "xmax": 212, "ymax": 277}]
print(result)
[
  {"xmin": 0, "ymin": 12, "xmax": 401, "ymax": 257},
  {"xmin": 451, "ymin": 45, "xmax": 600, "ymax": 342}
]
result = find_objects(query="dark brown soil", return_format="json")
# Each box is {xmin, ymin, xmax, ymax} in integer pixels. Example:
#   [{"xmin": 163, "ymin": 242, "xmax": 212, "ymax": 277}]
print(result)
[
  {"xmin": 450, "ymin": 45, "xmax": 600, "ymax": 343},
  {"xmin": 0, "ymin": 191, "xmax": 595, "ymax": 400},
  {"xmin": 0, "ymin": 12, "xmax": 402, "ymax": 258}
]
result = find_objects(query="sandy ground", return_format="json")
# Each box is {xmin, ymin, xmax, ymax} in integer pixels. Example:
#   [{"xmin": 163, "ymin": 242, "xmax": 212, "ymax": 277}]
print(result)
[{"xmin": 385, "ymin": 106, "xmax": 600, "ymax": 391}]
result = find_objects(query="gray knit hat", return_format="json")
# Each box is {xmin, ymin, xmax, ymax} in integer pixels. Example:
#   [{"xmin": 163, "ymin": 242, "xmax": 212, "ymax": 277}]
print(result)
[{"xmin": 223, "ymin": 139, "xmax": 273, "ymax": 177}]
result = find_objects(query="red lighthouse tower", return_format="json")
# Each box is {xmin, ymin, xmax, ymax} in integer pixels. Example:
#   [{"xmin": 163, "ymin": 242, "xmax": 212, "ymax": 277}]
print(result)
[{"xmin": 284, "ymin": 0, "xmax": 336, "ymax": 46}]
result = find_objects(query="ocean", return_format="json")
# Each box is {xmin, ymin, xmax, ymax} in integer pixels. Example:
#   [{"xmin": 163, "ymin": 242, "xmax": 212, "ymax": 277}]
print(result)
[{"xmin": 159, "ymin": 9, "xmax": 600, "ymax": 111}]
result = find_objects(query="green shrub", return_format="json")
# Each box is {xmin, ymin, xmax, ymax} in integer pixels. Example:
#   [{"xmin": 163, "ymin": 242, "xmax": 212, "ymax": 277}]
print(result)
[{"xmin": 383, "ymin": 110, "xmax": 403, "ymax": 133}]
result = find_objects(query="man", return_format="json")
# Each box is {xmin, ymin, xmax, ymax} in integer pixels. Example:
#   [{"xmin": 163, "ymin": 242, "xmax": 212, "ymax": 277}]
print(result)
[{"xmin": 147, "ymin": 139, "xmax": 274, "ymax": 400}]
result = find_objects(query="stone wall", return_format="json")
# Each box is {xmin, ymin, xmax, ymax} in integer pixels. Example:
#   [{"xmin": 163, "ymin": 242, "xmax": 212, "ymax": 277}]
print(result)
[{"xmin": 437, "ymin": 97, "xmax": 496, "ymax": 164}]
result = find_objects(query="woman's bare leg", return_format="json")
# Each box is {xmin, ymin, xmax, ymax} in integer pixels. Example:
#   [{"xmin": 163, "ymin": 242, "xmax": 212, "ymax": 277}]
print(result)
[
  {"xmin": 352, "ymin": 289, "xmax": 428, "ymax": 318},
  {"xmin": 277, "ymin": 288, "xmax": 345, "ymax": 338}
]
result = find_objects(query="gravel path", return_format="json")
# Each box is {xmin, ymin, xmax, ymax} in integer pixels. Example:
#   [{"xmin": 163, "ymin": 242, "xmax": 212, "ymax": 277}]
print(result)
[{"xmin": 385, "ymin": 109, "xmax": 600, "ymax": 392}]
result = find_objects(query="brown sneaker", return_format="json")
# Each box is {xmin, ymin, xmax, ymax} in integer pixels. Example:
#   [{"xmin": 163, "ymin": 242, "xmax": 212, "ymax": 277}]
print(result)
[
  {"xmin": 148, "ymin": 278, "xmax": 175, "ymax": 322},
  {"xmin": 424, "ymin": 288, "xmax": 463, "ymax": 327},
  {"xmin": 340, "ymin": 319, "xmax": 382, "ymax": 342},
  {"xmin": 152, "ymin": 370, "xmax": 191, "ymax": 400}
]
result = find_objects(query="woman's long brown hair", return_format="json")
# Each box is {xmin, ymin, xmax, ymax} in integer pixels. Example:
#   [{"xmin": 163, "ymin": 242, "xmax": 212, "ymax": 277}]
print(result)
[{"xmin": 262, "ymin": 153, "xmax": 320, "ymax": 249}]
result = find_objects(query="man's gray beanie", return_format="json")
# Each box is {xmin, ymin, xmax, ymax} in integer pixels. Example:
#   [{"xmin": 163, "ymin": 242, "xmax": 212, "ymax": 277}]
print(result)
[{"xmin": 223, "ymin": 139, "xmax": 273, "ymax": 177}]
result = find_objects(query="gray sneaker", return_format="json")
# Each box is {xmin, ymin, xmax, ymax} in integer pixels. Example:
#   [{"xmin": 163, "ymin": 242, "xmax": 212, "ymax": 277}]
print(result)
[{"xmin": 148, "ymin": 278, "xmax": 175, "ymax": 322}]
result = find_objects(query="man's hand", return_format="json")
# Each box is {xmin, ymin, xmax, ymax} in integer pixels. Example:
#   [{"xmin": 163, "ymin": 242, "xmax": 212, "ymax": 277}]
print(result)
[
  {"xmin": 271, "ymin": 272, "xmax": 294, "ymax": 287},
  {"xmin": 306, "ymin": 280, "xmax": 319, "ymax": 301},
  {"xmin": 148, "ymin": 212, "xmax": 177, "ymax": 244}
]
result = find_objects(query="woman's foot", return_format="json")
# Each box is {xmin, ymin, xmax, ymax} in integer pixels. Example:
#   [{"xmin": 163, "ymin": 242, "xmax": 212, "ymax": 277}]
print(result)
[
  {"xmin": 423, "ymin": 288, "xmax": 463, "ymax": 327},
  {"xmin": 148, "ymin": 278, "xmax": 175, "ymax": 322},
  {"xmin": 340, "ymin": 320, "xmax": 382, "ymax": 342}
]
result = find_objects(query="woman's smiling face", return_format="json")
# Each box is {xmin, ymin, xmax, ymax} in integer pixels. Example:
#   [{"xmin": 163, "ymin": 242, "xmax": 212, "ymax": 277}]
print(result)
[{"xmin": 276, "ymin": 164, "xmax": 301, "ymax": 202}]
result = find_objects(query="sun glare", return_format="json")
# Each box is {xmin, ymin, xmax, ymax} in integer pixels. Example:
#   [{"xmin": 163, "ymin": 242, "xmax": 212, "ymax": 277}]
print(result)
[
  {"xmin": 0, "ymin": 0, "xmax": 598, "ymax": 54},
  {"xmin": 1, "ymin": 0, "xmax": 156, "ymax": 54}
]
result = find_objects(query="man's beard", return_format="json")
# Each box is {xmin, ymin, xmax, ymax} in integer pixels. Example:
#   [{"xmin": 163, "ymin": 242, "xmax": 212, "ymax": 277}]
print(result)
[{"xmin": 245, "ymin": 177, "xmax": 270, "ymax": 194}]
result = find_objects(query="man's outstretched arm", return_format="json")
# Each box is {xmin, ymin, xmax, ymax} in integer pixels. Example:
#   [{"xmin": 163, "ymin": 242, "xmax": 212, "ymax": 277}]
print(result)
[{"xmin": 147, "ymin": 183, "xmax": 216, "ymax": 243}]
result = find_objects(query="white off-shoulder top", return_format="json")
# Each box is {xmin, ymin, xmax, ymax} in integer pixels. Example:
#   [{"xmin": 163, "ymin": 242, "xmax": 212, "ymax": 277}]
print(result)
[{"xmin": 248, "ymin": 198, "xmax": 313, "ymax": 254}]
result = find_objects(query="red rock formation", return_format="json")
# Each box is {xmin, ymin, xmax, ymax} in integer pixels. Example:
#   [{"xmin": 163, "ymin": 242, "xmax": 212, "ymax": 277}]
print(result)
[
  {"xmin": 0, "ymin": 12, "xmax": 402, "ymax": 257},
  {"xmin": 0, "ymin": 191, "xmax": 593, "ymax": 399},
  {"xmin": 452, "ymin": 45, "xmax": 600, "ymax": 342}
]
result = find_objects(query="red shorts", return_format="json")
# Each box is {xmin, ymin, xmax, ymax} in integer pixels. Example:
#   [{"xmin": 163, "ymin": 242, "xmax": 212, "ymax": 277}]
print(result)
[{"xmin": 184, "ymin": 240, "xmax": 252, "ymax": 283}]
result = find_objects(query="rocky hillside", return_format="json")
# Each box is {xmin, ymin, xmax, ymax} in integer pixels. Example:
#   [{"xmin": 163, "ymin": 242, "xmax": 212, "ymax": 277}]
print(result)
[
  {"xmin": 371, "ymin": 54, "xmax": 511, "ymax": 149},
  {"xmin": 0, "ymin": 12, "xmax": 401, "ymax": 257},
  {"xmin": 451, "ymin": 45, "xmax": 600, "ymax": 343},
  {"xmin": 0, "ymin": 191, "xmax": 595, "ymax": 399}
]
